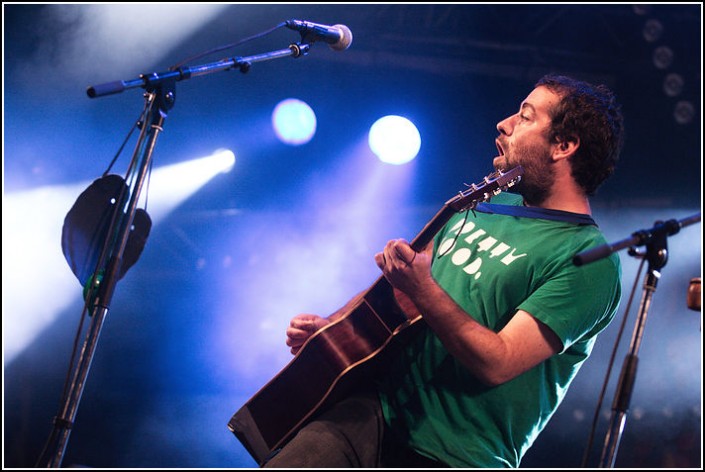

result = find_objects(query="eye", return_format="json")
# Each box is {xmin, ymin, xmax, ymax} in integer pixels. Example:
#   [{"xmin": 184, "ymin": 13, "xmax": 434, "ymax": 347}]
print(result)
[{"xmin": 519, "ymin": 114, "xmax": 529, "ymax": 121}]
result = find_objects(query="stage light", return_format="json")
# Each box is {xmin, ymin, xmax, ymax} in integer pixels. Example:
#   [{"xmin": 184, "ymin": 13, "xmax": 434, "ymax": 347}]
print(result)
[
  {"xmin": 637, "ymin": 11, "xmax": 695, "ymax": 127},
  {"xmin": 642, "ymin": 18, "xmax": 663, "ymax": 42},
  {"xmin": 632, "ymin": 5, "xmax": 653, "ymax": 16},
  {"xmin": 213, "ymin": 148, "xmax": 236, "ymax": 174},
  {"xmin": 673, "ymin": 100, "xmax": 695, "ymax": 125},
  {"xmin": 652, "ymin": 46, "xmax": 674, "ymax": 70},
  {"xmin": 2, "ymin": 149, "xmax": 236, "ymax": 366},
  {"xmin": 271, "ymin": 98, "xmax": 317, "ymax": 146},
  {"xmin": 663, "ymin": 73, "xmax": 684, "ymax": 97},
  {"xmin": 368, "ymin": 115, "xmax": 421, "ymax": 165},
  {"xmin": 140, "ymin": 149, "xmax": 236, "ymax": 221}
]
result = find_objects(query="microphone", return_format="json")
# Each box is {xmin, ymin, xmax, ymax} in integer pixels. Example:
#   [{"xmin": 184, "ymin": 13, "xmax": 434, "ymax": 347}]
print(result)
[{"xmin": 285, "ymin": 19, "xmax": 353, "ymax": 51}]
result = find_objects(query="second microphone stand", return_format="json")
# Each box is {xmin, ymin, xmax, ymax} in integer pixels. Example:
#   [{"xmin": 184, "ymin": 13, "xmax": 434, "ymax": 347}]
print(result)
[{"xmin": 573, "ymin": 214, "xmax": 702, "ymax": 468}]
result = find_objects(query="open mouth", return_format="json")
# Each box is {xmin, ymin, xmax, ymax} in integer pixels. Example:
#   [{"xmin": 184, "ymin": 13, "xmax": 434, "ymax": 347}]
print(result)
[
  {"xmin": 493, "ymin": 139, "xmax": 509, "ymax": 172},
  {"xmin": 495, "ymin": 139, "xmax": 505, "ymax": 157}
]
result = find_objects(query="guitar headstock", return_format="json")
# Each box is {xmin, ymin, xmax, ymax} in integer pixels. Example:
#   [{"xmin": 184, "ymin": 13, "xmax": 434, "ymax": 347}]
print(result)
[{"xmin": 446, "ymin": 166, "xmax": 524, "ymax": 212}]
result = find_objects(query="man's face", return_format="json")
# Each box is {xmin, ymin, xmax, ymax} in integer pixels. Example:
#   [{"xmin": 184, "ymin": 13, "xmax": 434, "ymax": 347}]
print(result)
[{"xmin": 493, "ymin": 85, "xmax": 561, "ymax": 205}]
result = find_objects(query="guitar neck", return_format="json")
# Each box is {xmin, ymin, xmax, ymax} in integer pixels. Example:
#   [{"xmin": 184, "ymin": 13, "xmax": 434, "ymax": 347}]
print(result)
[
  {"xmin": 409, "ymin": 205, "xmax": 458, "ymax": 252},
  {"xmin": 408, "ymin": 166, "xmax": 523, "ymax": 251},
  {"xmin": 359, "ymin": 204, "xmax": 459, "ymax": 332}
]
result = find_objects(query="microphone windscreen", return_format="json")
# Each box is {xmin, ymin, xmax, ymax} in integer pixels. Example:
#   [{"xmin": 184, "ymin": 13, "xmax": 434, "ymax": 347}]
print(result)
[{"xmin": 331, "ymin": 24, "xmax": 353, "ymax": 51}]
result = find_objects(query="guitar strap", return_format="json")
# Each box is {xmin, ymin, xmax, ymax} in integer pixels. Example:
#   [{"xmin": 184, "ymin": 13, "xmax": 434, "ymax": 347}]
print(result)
[{"xmin": 475, "ymin": 202, "xmax": 597, "ymax": 226}]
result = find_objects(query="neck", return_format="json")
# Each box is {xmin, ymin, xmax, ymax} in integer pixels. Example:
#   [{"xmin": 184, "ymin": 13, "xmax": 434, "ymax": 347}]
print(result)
[
  {"xmin": 531, "ymin": 164, "xmax": 592, "ymax": 215},
  {"xmin": 538, "ymin": 192, "xmax": 591, "ymax": 215}
]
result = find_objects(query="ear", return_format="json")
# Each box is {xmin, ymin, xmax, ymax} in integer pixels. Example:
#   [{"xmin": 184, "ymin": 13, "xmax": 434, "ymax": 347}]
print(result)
[{"xmin": 552, "ymin": 135, "xmax": 579, "ymax": 162}]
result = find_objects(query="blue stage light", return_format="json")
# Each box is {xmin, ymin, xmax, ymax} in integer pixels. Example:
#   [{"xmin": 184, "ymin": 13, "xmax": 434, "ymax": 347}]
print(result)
[{"xmin": 272, "ymin": 98, "xmax": 317, "ymax": 146}]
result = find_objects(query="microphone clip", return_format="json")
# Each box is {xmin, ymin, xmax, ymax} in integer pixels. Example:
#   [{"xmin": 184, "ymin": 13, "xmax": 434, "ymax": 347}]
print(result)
[{"xmin": 288, "ymin": 42, "xmax": 311, "ymax": 58}]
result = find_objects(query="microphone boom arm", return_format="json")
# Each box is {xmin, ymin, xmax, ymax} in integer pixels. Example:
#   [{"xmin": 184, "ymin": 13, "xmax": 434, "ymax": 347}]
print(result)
[
  {"xmin": 573, "ymin": 212, "xmax": 701, "ymax": 266},
  {"xmin": 87, "ymin": 43, "xmax": 311, "ymax": 98}
]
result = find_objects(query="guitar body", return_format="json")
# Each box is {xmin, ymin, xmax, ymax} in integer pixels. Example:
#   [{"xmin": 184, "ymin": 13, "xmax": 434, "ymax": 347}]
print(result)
[
  {"xmin": 227, "ymin": 167, "xmax": 524, "ymax": 465},
  {"xmin": 228, "ymin": 276, "xmax": 424, "ymax": 464}
]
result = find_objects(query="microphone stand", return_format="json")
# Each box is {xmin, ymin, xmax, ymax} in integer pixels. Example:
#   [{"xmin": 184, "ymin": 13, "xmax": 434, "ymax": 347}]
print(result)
[
  {"xmin": 44, "ymin": 41, "xmax": 311, "ymax": 468},
  {"xmin": 573, "ymin": 212, "xmax": 701, "ymax": 468}
]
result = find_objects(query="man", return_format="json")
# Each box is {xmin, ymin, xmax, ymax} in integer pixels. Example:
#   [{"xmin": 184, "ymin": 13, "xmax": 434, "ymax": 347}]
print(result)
[{"xmin": 265, "ymin": 74, "xmax": 625, "ymax": 468}]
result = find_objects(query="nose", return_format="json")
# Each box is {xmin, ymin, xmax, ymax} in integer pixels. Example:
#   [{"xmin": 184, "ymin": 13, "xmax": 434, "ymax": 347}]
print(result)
[{"xmin": 496, "ymin": 115, "xmax": 514, "ymax": 136}]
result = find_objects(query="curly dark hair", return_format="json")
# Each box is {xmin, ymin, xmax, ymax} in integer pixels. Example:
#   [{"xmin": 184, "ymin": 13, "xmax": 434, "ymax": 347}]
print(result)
[{"xmin": 535, "ymin": 74, "xmax": 625, "ymax": 196}]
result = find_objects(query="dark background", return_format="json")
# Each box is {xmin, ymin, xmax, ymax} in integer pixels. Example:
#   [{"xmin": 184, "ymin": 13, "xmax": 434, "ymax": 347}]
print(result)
[{"xmin": 3, "ymin": 4, "xmax": 702, "ymax": 469}]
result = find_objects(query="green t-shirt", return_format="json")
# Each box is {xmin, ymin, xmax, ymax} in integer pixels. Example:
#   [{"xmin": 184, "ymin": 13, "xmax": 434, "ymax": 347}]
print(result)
[{"xmin": 378, "ymin": 193, "xmax": 622, "ymax": 467}]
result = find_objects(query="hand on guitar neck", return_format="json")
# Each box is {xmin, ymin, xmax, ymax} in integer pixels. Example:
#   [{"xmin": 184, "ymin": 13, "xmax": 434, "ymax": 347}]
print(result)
[{"xmin": 374, "ymin": 239, "xmax": 435, "ymax": 302}]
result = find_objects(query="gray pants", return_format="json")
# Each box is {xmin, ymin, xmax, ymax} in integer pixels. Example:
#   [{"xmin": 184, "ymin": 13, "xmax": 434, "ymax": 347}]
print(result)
[{"xmin": 262, "ymin": 390, "xmax": 446, "ymax": 468}]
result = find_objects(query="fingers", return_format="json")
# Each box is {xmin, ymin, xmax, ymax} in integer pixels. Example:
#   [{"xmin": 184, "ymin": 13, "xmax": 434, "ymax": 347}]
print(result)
[
  {"xmin": 395, "ymin": 244, "xmax": 416, "ymax": 265},
  {"xmin": 286, "ymin": 326, "xmax": 312, "ymax": 354},
  {"xmin": 376, "ymin": 239, "xmax": 416, "ymax": 268},
  {"xmin": 374, "ymin": 251, "xmax": 385, "ymax": 269},
  {"xmin": 286, "ymin": 322, "xmax": 316, "ymax": 346},
  {"xmin": 286, "ymin": 326, "xmax": 311, "ymax": 343},
  {"xmin": 290, "ymin": 316, "xmax": 320, "ymax": 330},
  {"xmin": 286, "ymin": 314, "xmax": 328, "ymax": 355}
]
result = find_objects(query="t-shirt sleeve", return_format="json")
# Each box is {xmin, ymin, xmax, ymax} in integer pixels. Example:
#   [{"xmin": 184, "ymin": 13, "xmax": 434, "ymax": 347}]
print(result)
[{"xmin": 518, "ymin": 253, "xmax": 621, "ymax": 352}]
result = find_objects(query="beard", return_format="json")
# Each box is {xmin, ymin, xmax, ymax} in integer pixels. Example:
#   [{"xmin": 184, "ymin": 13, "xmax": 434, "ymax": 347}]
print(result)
[{"xmin": 497, "ymin": 140, "xmax": 555, "ymax": 206}]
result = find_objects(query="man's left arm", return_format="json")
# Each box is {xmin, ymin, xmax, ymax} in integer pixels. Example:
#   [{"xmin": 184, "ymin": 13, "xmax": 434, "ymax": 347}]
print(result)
[{"xmin": 376, "ymin": 239, "xmax": 562, "ymax": 387}]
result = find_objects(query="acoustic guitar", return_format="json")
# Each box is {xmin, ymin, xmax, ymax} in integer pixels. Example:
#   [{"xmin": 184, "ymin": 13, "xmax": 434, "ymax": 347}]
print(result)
[{"xmin": 227, "ymin": 166, "xmax": 524, "ymax": 465}]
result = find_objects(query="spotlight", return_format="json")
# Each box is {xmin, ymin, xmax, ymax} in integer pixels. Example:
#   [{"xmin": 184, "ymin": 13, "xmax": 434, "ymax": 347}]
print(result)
[
  {"xmin": 632, "ymin": 5, "xmax": 653, "ymax": 16},
  {"xmin": 673, "ymin": 101, "xmax": 695, "ymax": 125},
  {"xmin": 212, "ymin": 148, "xmax": 236, "ymax": 173},
  {"xmin": 368, "ymin": 115, "xmax": 421, "ymax": 165},
  {"xmin": 272, "ymin": 98, "xmax": 317, "ymax": 146},
  {"xmin": 642, "ymin": 19, "xmax": 663, "ymax": 42},
  {"xmin": 663, "ymin": 73, "xmax": 684, "ymax": 97},
  {"xmin": 652, "ymin": 46, "xmax": 674, "ymax": 69}
]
